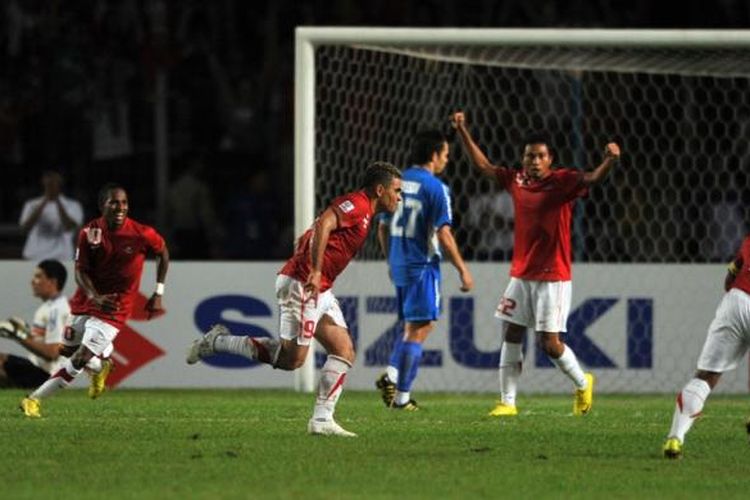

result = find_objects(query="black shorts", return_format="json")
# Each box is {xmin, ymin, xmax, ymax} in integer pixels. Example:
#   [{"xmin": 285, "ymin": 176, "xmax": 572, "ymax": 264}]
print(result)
[{"xmin": 2, "ymin": 355, "xmax": 50, "ymax": 388}]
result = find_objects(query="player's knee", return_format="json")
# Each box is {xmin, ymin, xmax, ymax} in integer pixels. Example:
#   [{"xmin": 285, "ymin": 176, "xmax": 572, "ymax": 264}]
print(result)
[
  {"xmin": 539, "ymin": 337, "xmax": 564, "ymax": 357},
  {"xmin": 696, "ymin": 370, "xmax": 721, "ymax": 388},
  {"xmin": 504, "ymin": 324, "xmax": 525, "ymax": 343},
  {"xmin": 275, "ymin": 348, "xmax": 307, "ymax": 371},
  {"xmin": 70, "ymin": 347, "xmax": 93, "ymax": 369},
  {"xmin": 335, "ymin": 347, "xmax": 355, "ymax": 365}
]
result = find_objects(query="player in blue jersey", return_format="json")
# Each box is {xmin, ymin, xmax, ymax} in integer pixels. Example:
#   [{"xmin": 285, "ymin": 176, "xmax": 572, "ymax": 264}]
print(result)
[{"xmin": 376, "ymin": 130, "xmax": 474, "ymax": 410}]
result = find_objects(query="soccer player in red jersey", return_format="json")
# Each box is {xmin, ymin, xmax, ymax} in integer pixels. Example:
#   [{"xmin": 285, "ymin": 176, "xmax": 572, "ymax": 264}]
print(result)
[
  {"xmin": 451, "ymin": 111, "xmax": 620, "ymax": 417},
  {"xmin": 187, "ymin": 162, "xmax": 402, "ymax": 437},
  {"xmin": 663, "ymin": 235, "xmax": 750, "ymax": 459},
  {"xmin": 20, "ymin": 184, "xmax": 169, "ymax": 417}
]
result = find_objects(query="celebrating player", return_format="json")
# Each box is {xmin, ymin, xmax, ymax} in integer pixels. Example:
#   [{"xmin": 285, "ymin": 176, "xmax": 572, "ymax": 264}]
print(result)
[
  {"xmin": 20, "ymin": 184, "xmax": 169, "ymax": 417},
  {"xmin": 451, "ymin": 111, "xmax": 620, "ymax": 417},
  {"xmin": 663, "ymin": 234, "xmax": 750, "ymax": 458},
  {"xmin": 375, "ymin": 130, "xmax": 473, "ymax": 410},
  {"xmin": 187, "ymin": 162, "xmax": 402, "ymax": 437}
]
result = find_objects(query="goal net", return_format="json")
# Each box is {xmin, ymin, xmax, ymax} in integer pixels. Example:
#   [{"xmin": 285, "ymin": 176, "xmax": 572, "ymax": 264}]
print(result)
[{"xmin": 295, "ymin": 29, "xmax": 750, "ymax": 393}]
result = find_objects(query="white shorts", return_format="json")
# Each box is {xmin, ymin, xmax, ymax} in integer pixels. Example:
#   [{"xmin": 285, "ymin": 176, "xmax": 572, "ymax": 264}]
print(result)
[
  {"xmin": 64, "ymin": 316, "xmax": 119, "ymax": 357},
  {"xmin": 276, "ymin": 275, "xmax": 347, "ymax": 346},
  {"xmin": 494, "ymin": 277, "xmax": 572, "ymax": 333},
  {"xmin": 696, "ymin": 288, "xmax": 750, "ymax": 373}
]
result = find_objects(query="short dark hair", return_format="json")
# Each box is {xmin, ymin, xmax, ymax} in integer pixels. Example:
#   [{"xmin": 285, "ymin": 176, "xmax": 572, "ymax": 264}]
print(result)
[
  {"xmin": 361, "ymin": 161, "xmax": 401, "ymax": 192},
  {"xmin": 410, "ymin": 130, "xmax": 447, "ymax": 165},
  {"xmin": 522, "ymin": 132, "xmax": 555, "ymax": 157},
  {"xmin": 37, "ymin": 259, "xmax": 67, "ymax": 290},
  {"xmin": 98, "ymin": 182, "xmax": 127, "ymax": 209}
]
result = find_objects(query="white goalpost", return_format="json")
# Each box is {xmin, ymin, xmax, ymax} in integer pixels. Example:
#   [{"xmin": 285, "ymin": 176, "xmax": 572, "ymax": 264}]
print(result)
[{"xmin": 293, "ymin": 28, "xmax": 750, "ymax": 393}]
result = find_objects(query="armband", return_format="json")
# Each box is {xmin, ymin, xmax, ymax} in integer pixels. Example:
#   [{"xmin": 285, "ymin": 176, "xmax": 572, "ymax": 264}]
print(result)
[{"xmin": 155, "ymin": 282, "xmax": 165, "ymax": 296}]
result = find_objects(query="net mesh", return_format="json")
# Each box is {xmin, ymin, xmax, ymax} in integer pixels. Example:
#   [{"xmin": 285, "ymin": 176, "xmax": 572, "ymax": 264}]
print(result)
[
  {"xmin": 315, "ymin": 44, "xmax": 750, "ymax": 263},
  {"xmin": 311, "ymin": 41, "xmax": 749, "ymax": 393}
]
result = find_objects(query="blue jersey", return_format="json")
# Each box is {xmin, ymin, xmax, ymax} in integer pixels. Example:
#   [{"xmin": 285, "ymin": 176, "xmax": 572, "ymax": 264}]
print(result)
[{"xmin": 381, "ymin": 166, "xmax": 453, "ymax": 286}]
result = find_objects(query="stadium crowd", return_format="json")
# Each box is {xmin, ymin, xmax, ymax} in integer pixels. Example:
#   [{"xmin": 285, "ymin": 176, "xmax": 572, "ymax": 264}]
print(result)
[{"xmin": 0, "ymin": 0, "xmax": 748, "ymax": 260}]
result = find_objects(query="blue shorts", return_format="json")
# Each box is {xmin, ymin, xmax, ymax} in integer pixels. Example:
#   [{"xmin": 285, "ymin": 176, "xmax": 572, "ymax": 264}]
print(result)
[{"xmin": 396, "ymin": 264, "xmax": 442, "ymax": 322}]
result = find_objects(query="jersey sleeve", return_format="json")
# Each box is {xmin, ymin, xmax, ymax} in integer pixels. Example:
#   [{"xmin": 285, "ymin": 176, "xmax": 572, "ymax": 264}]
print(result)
[
  {"xmin": 431, "ymin": 182, "xmax": 452, "ymax": 228},
  {"xmin": 75, "ymin": 227, "xmax": 92, "ymax": 271},
  {"xmin": 142, "ymin": 225, "xmax": 166, "ymax": 253},
  {"xmin": 31, "ymin": 305, "xmax": 47, "ymax": 338},
  {"xmin": 331, "ymin": 193, "xmax": 368, "ymax": 229},
  {"xmin": 44, "ymin": 301, "xmax": 69, "ymax": 344},
  {"xmin": 493, "ymin": 167, "xmax": 515, "ymax": 190},
  {"xmin": 557, "ymin": 168, "xmax": 588, "ymax": 200}
]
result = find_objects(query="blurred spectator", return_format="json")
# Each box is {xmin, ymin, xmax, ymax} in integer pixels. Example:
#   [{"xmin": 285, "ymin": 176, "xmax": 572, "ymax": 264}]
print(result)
[
  {"xmin": 166, "ymin": 155, "xmax": 223, "ymax": 259},
  {"xmin": 19, "ymin": 170, "xmax": 83, "ymax": 262}
]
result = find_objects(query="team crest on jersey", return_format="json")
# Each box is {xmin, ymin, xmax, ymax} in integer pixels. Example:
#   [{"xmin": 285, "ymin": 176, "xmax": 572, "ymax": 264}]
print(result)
[
  {"xmin": 124, "ymin": 246, "xmax": 134, "ymax": 254},
  {"xmin": 84, "ymin": 227, "xmax": 102, "ymax": 247},
  {"xmin": 338, "ymin": 200, "xmax": 355, "ymax": 213}
]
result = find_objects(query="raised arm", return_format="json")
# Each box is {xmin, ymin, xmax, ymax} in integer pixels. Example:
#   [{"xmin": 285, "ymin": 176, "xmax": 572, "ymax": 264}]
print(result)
[
  {"xmin": 450, "ymin": 111, "xmax": 500, "ymax": 179},
  {"xmin": 54, "ymin": 198, "xmax": 80, "ymax": 231},
  {"xmin": 19, "ymin": 199, "xmax": 48, "ymax": 233},
  {"xmin": 436, "ymin": 225, "xmax": 474, "ymax": 292},
  {"xmin": 582, "ymin": 143, "xmax": 621, "ymax": 186}
]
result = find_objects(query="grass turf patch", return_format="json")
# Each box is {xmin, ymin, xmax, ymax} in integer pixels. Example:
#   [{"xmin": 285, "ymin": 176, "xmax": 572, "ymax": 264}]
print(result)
[{"xmin": 1, "ymin": 390, "xmax": 748, "ymax": 499}]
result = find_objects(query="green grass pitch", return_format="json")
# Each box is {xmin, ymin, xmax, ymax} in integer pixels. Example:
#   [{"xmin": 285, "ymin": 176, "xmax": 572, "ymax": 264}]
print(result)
[{"xmin": 1, "ymin": 389, "xmax": 748, "ymax": 499}]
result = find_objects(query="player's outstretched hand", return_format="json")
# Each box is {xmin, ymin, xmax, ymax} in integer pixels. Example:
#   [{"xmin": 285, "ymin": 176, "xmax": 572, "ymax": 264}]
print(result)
[
  {"xmin": 450, "ymin": 111, "xmax": 466, "ymax": 129},
  {"xmin": 604, "ymin": 142, "xmax": 621, "ymax": 160},
  {"xmin": 145, "ymin": 293, "xmax": 164, "ymax": 320},
  {"xmin": 459, "ymin": 269, "xmax": 474, "ymax": 292}
]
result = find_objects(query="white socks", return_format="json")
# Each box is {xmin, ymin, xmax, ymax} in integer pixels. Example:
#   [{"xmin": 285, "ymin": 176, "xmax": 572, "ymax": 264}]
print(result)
[
  {"xmin": 551, "ymin": 345, "xmax": 587, "ymax": 389},
  {"xmin": 312, "ymin": 355, "xmax": 351, "ymax": 421},
  {"xmin": 385, "ymin": 366, "xmax": 399, "ymax": 384},
  {"xmin": 499, "ymin": 342, "xmax": 523, "ymax": 406},
  {"xmin": 213, "ymin": 335, "xmax": 281, "ymax": 365},
  {"xmin": 394, "ymin": 390, "xmax": 410, "ymax": 406},
  {"xmin": 30, "ymin": 358, "xmax": 83, "ymax": 400},
  {"xmin": 668, "ymin": 378, "xmax": 711, "ymax": 443}
]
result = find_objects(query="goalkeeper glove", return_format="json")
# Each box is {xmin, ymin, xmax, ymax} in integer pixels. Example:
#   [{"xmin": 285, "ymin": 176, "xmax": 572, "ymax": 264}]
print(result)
[{"xmin": 0, "ymin": 317, "xmax": 30, "ymax": 340}]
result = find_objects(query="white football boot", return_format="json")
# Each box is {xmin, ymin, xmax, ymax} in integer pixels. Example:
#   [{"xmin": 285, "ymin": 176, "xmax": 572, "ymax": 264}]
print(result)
[
  {"xmin": 307, "ymin": 418, "xmax": 357, "ymax": 437},
  {"xmin": 186, "ymin": 324, "xmax": 230, "ymax": 364}
]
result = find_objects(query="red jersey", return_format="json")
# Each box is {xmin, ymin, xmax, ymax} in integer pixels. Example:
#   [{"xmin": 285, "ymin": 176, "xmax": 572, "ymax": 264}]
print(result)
[
  {"xmin": 495, "ymin": 167, "xmax": 587, "ymax": 281},
  {"xmin": 69, "ymin": 217, "xmax": 165, "ymax": 326},
  {"xmin": 279, "ymin": 190, "xmax": 373, "ymax": 292},
  {"xmin": 730, "ymin": 235, "xmax": 750, "ymax": 296}
]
